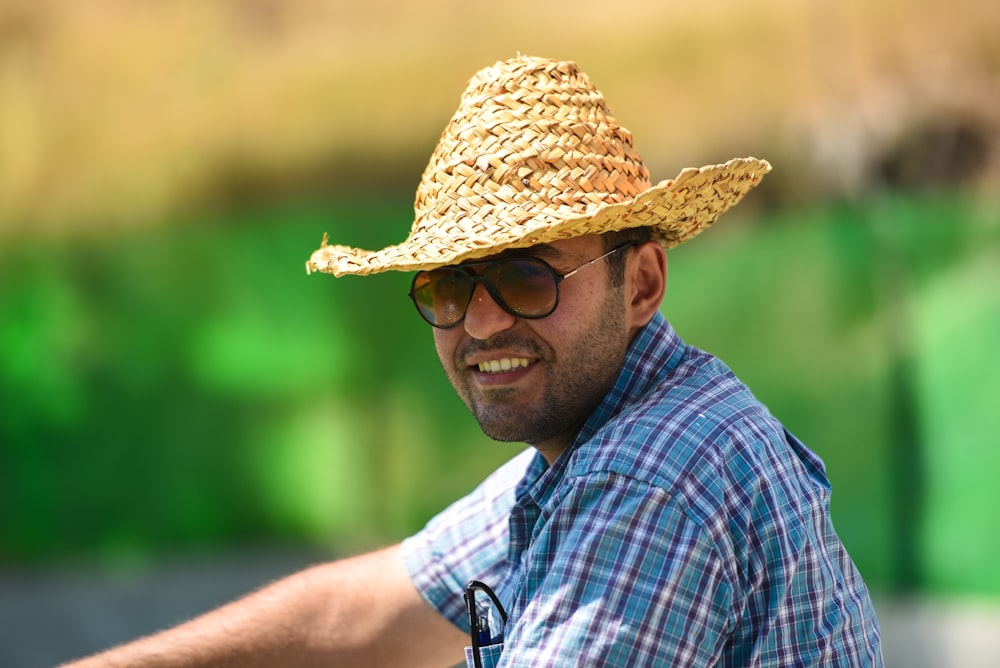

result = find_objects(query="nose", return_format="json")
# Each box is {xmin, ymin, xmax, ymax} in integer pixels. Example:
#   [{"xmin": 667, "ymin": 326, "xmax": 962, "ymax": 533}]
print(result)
[{"xmin": 463, "ymin": 282, "xmax": 517, "ymax": 340}]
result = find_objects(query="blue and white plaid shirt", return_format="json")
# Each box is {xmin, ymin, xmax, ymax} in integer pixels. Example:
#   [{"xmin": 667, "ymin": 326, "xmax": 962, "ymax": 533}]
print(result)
[{"xmin": 402, "ymin": 312, "xmax": 883, "ymax": 666}]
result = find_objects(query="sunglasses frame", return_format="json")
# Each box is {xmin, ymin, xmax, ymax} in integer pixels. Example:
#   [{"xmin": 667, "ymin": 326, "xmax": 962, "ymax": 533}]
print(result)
[
  {"xmin": 463, "ymin": 579, "xmax": 508, "ymax": 668},
  {"xmin": 408, "ymin": 240, "xmax": 637, "ymax": 329}
]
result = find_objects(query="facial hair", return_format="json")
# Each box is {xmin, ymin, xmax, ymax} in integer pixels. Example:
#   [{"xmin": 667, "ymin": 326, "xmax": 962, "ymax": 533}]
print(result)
[{"xmin": 445, "ymin": 285, "xmax": 630, "ymax": 447}]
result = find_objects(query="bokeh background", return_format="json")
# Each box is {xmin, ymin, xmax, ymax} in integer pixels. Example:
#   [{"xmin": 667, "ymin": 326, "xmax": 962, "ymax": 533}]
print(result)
[{"xmin": 1, "ymin": 0, "xmax": 998, "ymax": 665}]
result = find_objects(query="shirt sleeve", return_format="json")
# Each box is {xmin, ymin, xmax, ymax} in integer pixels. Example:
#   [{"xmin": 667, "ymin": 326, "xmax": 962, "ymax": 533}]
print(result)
[
  {"xmin": 500, "ymin": 470, "xmax": 734, "ymax": 667},
  {"xmin": 401, "ymin": 447, "xmax": 537, "ymax": 631}
]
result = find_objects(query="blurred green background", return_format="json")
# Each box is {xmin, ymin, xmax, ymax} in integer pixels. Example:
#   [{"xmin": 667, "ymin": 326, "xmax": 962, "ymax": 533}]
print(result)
[{"xmin": 1, "ymin": 0, "xmax": 999, "ymax": 660}]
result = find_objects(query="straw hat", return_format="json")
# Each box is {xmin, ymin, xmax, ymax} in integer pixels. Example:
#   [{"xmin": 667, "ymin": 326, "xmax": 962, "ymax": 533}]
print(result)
[{"xmin": 307, "ymin": 56, "xmax": 771, "ymax": 277}]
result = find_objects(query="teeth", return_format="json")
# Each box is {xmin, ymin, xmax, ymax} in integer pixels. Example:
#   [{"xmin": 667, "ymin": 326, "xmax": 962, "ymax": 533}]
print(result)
[{"xmin": 477, "ymin": 358, "xmax": 532, "ymax": 373}]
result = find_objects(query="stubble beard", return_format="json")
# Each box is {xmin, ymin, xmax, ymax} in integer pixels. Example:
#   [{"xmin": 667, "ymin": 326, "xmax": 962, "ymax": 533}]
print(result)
[{"xmin": 448, "ymin": 288, "xmax": 630, "ymax": 447}]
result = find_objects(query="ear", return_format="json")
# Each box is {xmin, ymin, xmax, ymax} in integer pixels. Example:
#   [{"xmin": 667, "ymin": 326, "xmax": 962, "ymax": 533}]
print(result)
[{"xmin": 625, "ymin": 241, "xmax": 667, "ymax": 334}]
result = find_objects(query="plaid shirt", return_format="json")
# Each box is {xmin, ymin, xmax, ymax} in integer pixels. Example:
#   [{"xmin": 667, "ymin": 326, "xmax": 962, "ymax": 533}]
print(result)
[{"xmin": 402, "ymin": 312, "xmax": 883, "ymax": 666}]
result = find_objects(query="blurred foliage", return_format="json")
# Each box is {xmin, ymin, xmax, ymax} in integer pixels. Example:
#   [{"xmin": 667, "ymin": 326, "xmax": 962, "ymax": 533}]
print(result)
[
  {"xmin": 1, "ymin": 0, "xmax": 999, "ymax": 609},
  {"xmin": 1, "ymin": 191, "xmax": 998, "ymax": 599},
  {"xmin": 0, "ymin": 198, "xmax": 511, "ymax": 563}
]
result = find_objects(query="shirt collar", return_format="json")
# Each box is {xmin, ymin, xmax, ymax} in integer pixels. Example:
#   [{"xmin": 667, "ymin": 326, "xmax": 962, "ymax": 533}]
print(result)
[
  {"xmin": 513, "ymin": 311, "xmax": 686, "ymax": 501},
  {"xmin": 572, "ymin": 311, "xmax": 685, "ymax": 448}
]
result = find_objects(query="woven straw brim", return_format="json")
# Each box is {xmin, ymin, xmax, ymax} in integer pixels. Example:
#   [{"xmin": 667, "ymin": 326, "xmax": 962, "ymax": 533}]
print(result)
[{"xmin": 307, "ymin": 156, "xmax": 771, "ymax": 277}]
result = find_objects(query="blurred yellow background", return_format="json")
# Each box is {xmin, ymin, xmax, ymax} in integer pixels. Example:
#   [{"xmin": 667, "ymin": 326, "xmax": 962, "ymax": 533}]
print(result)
[
  {"xmin": 3, "ymin": 0, "xmax": 997, "ymax": 236},
  {"xmin": 1, "ymin": 0, "xmax": 998, "ymax": 665}
]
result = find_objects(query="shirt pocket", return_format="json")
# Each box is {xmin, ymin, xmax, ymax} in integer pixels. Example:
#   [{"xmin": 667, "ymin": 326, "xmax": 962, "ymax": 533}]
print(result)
[{"xmin": 465, "ymin": 642, "xmax": 504, "ymax": 668}]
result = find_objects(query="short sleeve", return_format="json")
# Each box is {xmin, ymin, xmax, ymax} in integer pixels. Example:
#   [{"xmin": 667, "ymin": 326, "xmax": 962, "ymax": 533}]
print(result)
[
  {"xmin": 500, "ymin": 471, "xmax": 733, "ymax": 667},
  {"xmin": 401, "ymin": 448, "xmax": 536, "ymax": 630}
]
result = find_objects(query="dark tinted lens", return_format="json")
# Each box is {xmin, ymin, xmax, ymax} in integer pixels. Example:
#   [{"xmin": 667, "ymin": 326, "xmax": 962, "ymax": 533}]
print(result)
[
  {"xmin": 411, "ymin": 268, "xmax": 473, "ymax": 327},
  {"xmin": 487, "ymin": 258, "xmax": 558, "ymax": 318}
]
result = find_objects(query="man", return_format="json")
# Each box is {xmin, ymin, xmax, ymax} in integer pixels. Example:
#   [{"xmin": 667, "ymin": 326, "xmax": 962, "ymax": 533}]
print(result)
[{"xmin": 63, "ymin": 56, "xmax": 882, "ymax": 667}]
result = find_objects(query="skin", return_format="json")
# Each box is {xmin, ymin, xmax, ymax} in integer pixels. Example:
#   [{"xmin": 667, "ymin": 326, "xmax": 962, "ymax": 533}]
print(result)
[
  {"xmin": 435, "ymin": 233, "xmax": 667, "ymax": 464},
  {"xmin": 60, "ymin": 545, "xmax": 468, "ymax": 668},
  {"xmin": 59, "ymin": 235, "xmax": 667, "ymax": 666}
]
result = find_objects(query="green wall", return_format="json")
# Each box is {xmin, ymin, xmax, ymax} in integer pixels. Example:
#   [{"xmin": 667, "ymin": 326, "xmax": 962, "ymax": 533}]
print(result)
[{"xmin": 1, "ymin": 193, "xmax": 997, "ymax": 597}]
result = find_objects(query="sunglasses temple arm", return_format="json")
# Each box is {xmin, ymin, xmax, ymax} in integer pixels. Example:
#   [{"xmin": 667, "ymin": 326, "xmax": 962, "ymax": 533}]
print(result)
[
  {"xmin": 560, "ymin": 241, "xmax": 636, "ymax": 281},
  {"xmin": 463, "ymin": 586, "xmax": 486, "ymax": 668}
]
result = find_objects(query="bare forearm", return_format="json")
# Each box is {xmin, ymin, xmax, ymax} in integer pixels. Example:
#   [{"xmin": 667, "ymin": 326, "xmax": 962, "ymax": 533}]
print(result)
[
  {"xmin": 62, "ymin": 564, "xmax": 339, "ymax": 667},
  {"xmin": 59, "ymin": 545, "xmax": 466, "ymax": 668}
]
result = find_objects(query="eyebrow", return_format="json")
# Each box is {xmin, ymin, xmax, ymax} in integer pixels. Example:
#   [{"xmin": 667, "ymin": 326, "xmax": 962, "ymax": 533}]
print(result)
[
  {"xmin": 497, "ymin": 243, "xmax": 566, "ymax": 261},
  {"xmin": 456, "ymin": 243, "xmax": 568, "ymax": 267}
]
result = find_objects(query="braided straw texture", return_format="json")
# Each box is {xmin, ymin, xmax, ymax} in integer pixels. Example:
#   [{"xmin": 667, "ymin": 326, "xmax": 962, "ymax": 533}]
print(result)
[{"xmin": 308, "ymin": 56, "xmax": 771, "ymax": 277}]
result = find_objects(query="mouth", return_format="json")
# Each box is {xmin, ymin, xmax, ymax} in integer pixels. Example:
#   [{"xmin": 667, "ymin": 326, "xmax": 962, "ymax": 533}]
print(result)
[{"xmin": 475, "ymin": 357, "xmax": 534, "ymax": 374}]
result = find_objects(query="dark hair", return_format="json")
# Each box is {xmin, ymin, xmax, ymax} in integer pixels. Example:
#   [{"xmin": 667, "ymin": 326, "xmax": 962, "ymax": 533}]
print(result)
[{"xmin": 602, "ymin": 226, "xmax": 653, "ymax": 287}]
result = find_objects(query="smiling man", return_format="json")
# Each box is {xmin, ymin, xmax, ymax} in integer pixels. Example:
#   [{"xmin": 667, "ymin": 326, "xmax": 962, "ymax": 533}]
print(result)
[
  {"xmin": 63, "ymin": 56, "xmax": 882, "ymax": 668},
  {"xmin": 426, "ymin": 235, "xmax": 645, "ymax": 464}
]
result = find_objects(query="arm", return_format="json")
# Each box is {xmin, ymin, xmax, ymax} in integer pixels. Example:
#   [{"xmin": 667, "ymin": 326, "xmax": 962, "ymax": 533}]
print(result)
[{"xmin": 59, "ymin": 544, "xmax": 467, "ymax": 668}]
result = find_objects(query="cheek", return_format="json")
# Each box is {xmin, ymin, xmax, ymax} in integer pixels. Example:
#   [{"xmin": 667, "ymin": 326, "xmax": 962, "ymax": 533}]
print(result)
[
  {"xmin": 559, "ymin": 273, "xmax": 616, "ymax": 320},
  {"xmin": 432, "ymin": 329, "xmax": 458, "ymax": 371}
]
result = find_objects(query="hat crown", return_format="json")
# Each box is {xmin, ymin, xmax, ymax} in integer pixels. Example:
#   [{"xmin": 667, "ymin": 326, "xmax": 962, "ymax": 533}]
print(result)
[
  {"xmin": 306, "ymin": 54, "xmax": 770, "ymax": 277},
  {"xmin": 413, "ymin": 56, "xmax": 652, "ymax": 245}
]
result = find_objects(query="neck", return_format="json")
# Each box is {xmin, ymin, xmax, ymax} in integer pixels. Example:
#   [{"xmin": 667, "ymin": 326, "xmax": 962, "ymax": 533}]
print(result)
[{"xmin": 531, "ymin": 427, "xmax": 579, "ymax": 466}]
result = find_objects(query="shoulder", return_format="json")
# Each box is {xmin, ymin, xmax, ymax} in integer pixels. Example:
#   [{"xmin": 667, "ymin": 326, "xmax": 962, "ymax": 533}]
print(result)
[
  {"xmin": 571, "ymin": 343, "xmax": 782, "ymax": 491},
  {"xmin": 566, "ymin": 342, "xmax": 830, "ymax": 557}
]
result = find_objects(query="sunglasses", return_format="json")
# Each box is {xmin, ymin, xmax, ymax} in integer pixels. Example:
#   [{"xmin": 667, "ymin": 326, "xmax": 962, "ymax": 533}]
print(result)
[
  {"xmin": 408, "ymin": 241, "xmax": 636, "ymax": 329},
  {"xmin": 463, "ymin": 579, "xmax": 508, "ymax": 668}
]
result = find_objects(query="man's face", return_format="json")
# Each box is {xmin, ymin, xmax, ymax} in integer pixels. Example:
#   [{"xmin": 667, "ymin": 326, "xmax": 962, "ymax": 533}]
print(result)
[{"xmin": 431, "ymin": 234, "xmax": 632, "ymax": 461}]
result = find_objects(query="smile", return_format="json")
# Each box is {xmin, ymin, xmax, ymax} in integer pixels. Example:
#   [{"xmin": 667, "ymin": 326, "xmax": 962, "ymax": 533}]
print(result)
[{"xmin": 476, "ymin": 357, "xmax": 533, "ymax": 374}]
